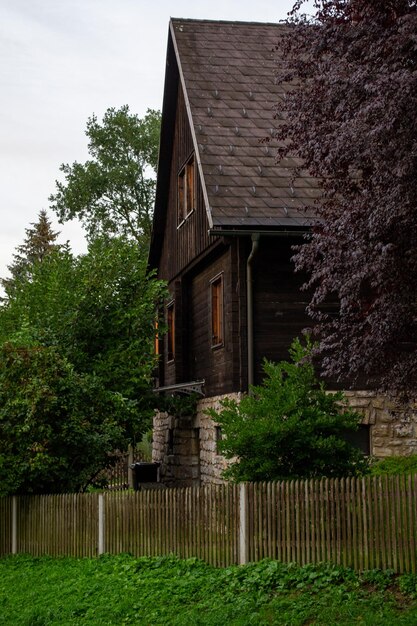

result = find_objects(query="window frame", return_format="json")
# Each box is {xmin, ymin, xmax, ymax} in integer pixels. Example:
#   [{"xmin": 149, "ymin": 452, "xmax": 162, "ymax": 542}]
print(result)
[
  {"xmin": 177, "ymin": 153, "xmax": 196, "ymax": 226},
  {"xmin": 210, "ymin": 273, "xmax": 224, "ymax": 349},
  {"xmin": 154, "ymin": 318, "xmax": 159, "ymax": 357}
]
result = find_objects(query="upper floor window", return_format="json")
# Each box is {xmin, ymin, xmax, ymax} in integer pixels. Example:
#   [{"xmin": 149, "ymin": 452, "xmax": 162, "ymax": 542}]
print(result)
[
  {"xmin": 167, "ymin": 301, "xmax": 175, "ymax": 362},
  {"xmin": 210, "ymin": 274, "xmax": 224, "ymax": 348},
  {"xmin": 178, "ymin": 154, "xmax": 195, "ymax": 224}
]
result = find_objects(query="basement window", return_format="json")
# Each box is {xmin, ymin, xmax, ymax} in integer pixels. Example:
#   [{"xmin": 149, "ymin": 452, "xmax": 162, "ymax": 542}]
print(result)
[
  {"xmin": 178, "ymin": 154, "xmax": 195, "ymax": 224},
  {"xmin": 167, "ymin": 301, "xmax": 175, "ymax": 362},
  {"xmin": 342, "ymin": 424, "xmax": 371, "ymax": 456},
  {"xmin": 210, "ymin": 274, "xmax": 224, "ymax": 348}
]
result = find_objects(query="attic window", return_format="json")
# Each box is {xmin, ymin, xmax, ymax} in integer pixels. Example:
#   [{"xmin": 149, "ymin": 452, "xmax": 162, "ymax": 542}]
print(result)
[
  {"xmin": 167, "ymin": 301, "xmax": 175, "ymax": 362},
  {"xmin": 178, "ymin": 154, "xmax": 195, "ymax": 224},
  {"xmin": 210, "ymin": 274, "xmax": 224, "ymax": 348}
]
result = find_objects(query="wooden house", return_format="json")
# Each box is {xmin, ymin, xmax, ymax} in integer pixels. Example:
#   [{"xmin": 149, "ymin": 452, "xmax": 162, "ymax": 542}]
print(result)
[{"xmin": 149, "ymin": 19, "xmax": 408, "ymax": 486}]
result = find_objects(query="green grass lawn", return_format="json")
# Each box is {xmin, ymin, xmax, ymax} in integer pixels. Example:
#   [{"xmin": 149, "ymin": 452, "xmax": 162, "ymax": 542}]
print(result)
[{"xmin": 1, "ymin": 554, "xmax": 417, "ymax": 625}]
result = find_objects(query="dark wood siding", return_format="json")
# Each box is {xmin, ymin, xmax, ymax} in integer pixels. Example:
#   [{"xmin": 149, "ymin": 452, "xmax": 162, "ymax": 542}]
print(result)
[
  {"xmin": 188, "ymin": 247, "xmax": 239, "ymax": 396},
  {"xmin": 158, "ymin": 84, "xmax": 212, "ymax": 284},
  {"xmin": 252, "ymin": 238, "xmax": 311, "ymax": 384},
  {"xmin": 155, "ymin": 84, "xmax": 315, "ymax": 394},
  {"xmin": 160, "ymin": 235, "xmax": 313, "ymax": 394}
]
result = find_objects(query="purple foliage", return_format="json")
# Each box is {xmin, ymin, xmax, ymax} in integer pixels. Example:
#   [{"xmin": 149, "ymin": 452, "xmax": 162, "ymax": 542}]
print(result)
[{"xmin": 276, "ymin": 0, "xmax": 417, "ymax": 397}]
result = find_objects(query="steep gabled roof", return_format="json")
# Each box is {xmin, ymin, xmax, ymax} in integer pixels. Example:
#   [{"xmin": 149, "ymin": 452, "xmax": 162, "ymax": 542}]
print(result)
[{"xmin": 150, "ymin": 18, "xmax": 318, "ymax": 266}]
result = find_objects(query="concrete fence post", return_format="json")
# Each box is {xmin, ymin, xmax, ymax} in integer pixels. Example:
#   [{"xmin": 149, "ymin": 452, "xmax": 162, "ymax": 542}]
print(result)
[
  {"xmin": 239, "ymin": 483, "xmax": 248, "ymax": 565},
  {"xmin": 128, "ymin": 445, "xmax": 134, "ymax": 490},
  {"xmin": 98, "ymin": 494, "xmax": 105, "ymax": 555},
  {"xmin": 11, "ymin": 496, "xmax": 17, "ymax": 555}
]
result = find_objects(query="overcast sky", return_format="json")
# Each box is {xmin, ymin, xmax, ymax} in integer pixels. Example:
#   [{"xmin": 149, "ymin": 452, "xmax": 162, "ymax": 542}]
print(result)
[{"xmin": 0, "ymin": 0, "xmax": 300, "ymax": 282}]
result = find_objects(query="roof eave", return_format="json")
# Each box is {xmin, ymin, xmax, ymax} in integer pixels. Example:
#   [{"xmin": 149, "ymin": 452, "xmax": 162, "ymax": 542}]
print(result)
[
  {"xmin": 148, "ymin": 26, "xmax": 179, "ymax": 271},
  {"xmin": 169, "ymin": 19, "xmax": 213, "ymax": 230}
]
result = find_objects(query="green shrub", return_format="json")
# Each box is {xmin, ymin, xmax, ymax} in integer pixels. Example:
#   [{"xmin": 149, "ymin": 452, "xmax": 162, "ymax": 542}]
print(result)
[
  {"xmin": 398, "ymin": 573, "xmax": 417, "ymax": 597},
  {"xmin": 136, "ymin": 431, "xmax": 153, "ymax": 462},
  {"xmin": 369, "ymin": 455, "xmax": 417, "ymax": 477},
  {"xmin": 207, "ymin": 337, "xmax": 369, "ymax": 482}
]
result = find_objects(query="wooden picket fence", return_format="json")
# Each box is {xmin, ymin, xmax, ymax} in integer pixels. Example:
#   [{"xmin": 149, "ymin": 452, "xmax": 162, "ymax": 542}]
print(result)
[
  {"xmin": 1, "ymin": 475, "xmax": 417, "ymax": 572},
  {"xmin": 97, "ymin": 452, "xmax": 130, "ymax": 491}
]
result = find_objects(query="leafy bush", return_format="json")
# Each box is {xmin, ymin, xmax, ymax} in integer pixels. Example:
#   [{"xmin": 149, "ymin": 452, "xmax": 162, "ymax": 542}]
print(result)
[
  {"xmin": 369, "ymin": 455, "xmax": 417, "ymax": 477},
  {"xmin": 155, "ymin": 392, "xmax": 199, "ymax": 418},
  {"xmin": 0, "ymin": 341, "xmax": 138, "ymax": 495},
  {"xmin": 399, "ymin": 573, "xmax": 417, "ymax": 598},
  {"xmin": 207, "ymin": 337, "xmax": 368, "ymax": 481},
  {"xmin": 136, "ymin": 431, "xmax": 153, "ymax": 462}
]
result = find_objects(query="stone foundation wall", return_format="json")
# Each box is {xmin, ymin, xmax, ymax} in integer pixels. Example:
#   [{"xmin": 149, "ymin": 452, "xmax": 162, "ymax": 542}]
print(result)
[
  {"xmin": 344, "ymin": 391, "xmax": 417, "ymax": 457},
  {"xmin": 194, "ymin": 393, "xmax": 241, "ymax": 484},
  {"xmin": 152, "ymin": 393, "xmax": 240, "ymax": 487},
  {"xmin": 152, "ymin": 412, "xmax": 201, "ymax": 487},
  {"xmin": 152, "ymin": 390, "xmax": 417, "ymax": 487}
]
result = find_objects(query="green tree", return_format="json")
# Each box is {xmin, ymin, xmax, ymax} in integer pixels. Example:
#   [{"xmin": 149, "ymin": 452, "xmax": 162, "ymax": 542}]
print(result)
[
  {"xmin": 208, "ymin": 338, "xmax": 368, "ymax": 481},
  {"xmin": 49, "ymin": 106, "xmax": 161, "ymax": 245},
  {"xmin": 0, "ymin": 104, "xmax": 164, "ymax": 494},
  {"xmin": 276, "ymin": 0, "xmax": 417, "ymax": 397},
  {"xmin": 66, "ymin": 237, "xmax": 166, "ymax": 413},
  {"xmin": 0, "ymin": 238, "xmax": 164, "ymax": 393},
  {"xmin": 0, "ymin": 339, "xmax": 137, "ymax": 495},
  {"xmin": 0, "ymin": 236, "xmax": 166, "ymax": 494},
  {"xmin": 0, "ymin": 245, "xmax": 76, "ymax": 347},
  {"xmin": 2, "ymin": 210, "xmax": 61, "ymax": 298}
]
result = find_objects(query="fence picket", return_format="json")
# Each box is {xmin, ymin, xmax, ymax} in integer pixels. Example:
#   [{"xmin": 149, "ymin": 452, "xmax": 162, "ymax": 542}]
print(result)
[{"xmin": 407, "ymin": 475, "xmax": 415, "ymax": 572}]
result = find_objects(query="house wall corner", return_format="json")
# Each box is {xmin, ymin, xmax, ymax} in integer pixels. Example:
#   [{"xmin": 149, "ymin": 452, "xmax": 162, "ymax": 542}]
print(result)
[{"xmin": 152, "ymin": 392, "xmax": 241, "ymax": 487}]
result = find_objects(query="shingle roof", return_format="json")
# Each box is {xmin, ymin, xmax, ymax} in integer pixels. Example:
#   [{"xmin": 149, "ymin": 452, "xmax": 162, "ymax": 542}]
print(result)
[{"xmin": 171, "ymin": 18, "xmax": 319, "ymax": 229}]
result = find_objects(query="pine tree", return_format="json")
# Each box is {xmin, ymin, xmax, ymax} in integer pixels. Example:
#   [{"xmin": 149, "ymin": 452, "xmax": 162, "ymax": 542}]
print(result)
[{"xmin": 2, "ymin": 210, "xmax": 61, "ymax": 297}]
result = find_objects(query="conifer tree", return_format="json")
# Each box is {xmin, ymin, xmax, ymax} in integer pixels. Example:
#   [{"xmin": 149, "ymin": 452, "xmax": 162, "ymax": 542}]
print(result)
[{"xmin": 2, "ymin": 210, "xmax": 60, "ymax": 297}]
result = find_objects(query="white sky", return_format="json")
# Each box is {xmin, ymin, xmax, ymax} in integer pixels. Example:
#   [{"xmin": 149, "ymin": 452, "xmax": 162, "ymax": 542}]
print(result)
[{"xmin": 0, "ymin": 0, "xmax": 301, "ymax": 281}]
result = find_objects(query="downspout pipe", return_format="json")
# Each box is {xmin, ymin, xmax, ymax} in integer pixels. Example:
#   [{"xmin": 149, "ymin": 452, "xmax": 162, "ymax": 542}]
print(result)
[
  {"xmin": 208, "ymin": 228, "xmax": 308, "ymax": 391},
  {"xmin": 247, "ymin": 233, "xmax": 260, "ymax": 391}
]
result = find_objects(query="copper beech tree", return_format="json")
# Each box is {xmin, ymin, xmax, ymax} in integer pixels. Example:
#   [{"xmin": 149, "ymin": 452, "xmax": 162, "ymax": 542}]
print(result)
[{"xmin": 276, "ymin": 0, "xmax": 417, "ymax": 397}]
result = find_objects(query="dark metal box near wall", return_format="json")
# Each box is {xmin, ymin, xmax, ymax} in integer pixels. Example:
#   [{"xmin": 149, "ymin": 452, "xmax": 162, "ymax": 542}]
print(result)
[{"xmin": 130, "ymin": 462, "xmax": 160, "ymax": 490}]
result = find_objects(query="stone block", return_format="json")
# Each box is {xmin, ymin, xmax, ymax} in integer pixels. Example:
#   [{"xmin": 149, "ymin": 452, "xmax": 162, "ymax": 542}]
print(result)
[
  {"xmin": 392, "ymin": 424, "xmax": 414, "ymax": 438},
  {"xmin": 371, "ymin": 397, "xmax": 386, "ymax": 410},
  {"xmin": 372, "ymin": 436, "xmax": 391, "ymax": 448},
  {"xmin": 347, "ymin": 398, "xmax": 372, "ymax": 409},
  {"xmin": 372, "ymin": 450, "xmax": 392, "ymax": 459},
  {"xmin": 204, "ymin": 441, "xmax": 217, "ymax": 453},
  {"xmin": 355, "ymin": 390, "xmax": 376, "ymax": 398},
  {"xmin": 200, "ymin": 450, "xmax": 211, "ymax": 463},
  {"xmin": 377, "ymin": 411, "xmax": 395, "ymax": 424},
  {"xmin": 362, "ymin": 408, "xmax": 376, "ymax": 425}
]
